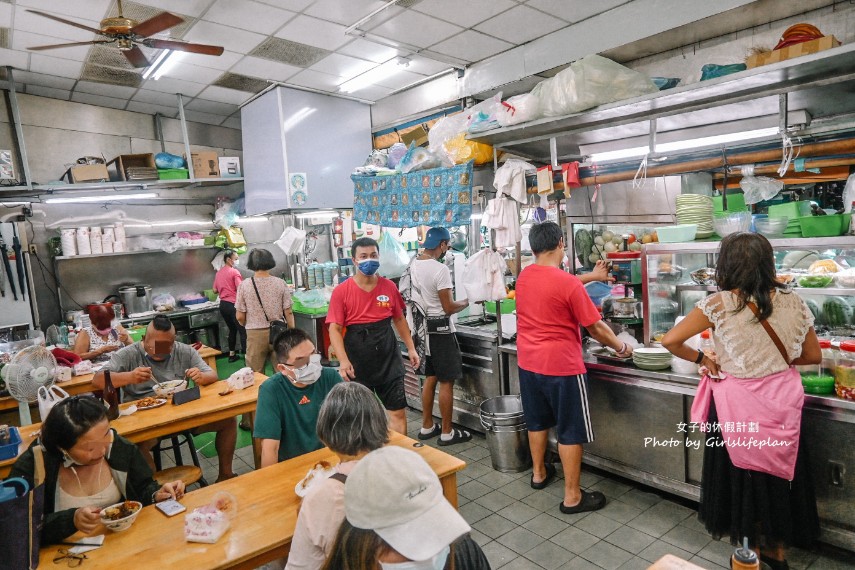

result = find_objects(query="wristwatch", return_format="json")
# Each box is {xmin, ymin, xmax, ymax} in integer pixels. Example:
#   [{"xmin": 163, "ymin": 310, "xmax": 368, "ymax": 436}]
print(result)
[{"xmin": 694, "ymin": 350, "xmax": 705, "ymax": 364}]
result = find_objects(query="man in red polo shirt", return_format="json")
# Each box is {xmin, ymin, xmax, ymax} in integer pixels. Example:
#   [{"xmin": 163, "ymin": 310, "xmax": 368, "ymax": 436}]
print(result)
[
  {"xmin": 327, "ymin": 237, "xmax": 420, "ymax": 435},
  {"xmin": 516, "ymin": 221, "xmax": 633, "ymax": 516}
]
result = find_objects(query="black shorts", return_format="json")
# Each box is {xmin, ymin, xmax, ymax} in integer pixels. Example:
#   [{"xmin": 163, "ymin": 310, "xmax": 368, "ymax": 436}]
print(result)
[
  {"xmin": 424, "ymin": 333, "xmax": 463, "ymax": 382},
  {"xmin": 518, "ymin": 368, "xmax": 594, "ymax": 446},
  {"xmin": 357, "ymin": 375, "xmax": 407, "ymax": 411}
]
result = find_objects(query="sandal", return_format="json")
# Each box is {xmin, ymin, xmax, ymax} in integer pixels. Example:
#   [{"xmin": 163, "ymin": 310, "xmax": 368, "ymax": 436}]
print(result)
[
  {"xmin": 438, "ymin": 428, "xmax": 473, "ymax": 446},
  {"xmin": 559, "ymin": 490, "xmax": 606, "ymax": 514},
  {"xmin": 418, "ymin": 423, "xmax": 442, "ymax": 440},
  {"xmin": 530, "ymin": 462, "xmax": 556, "ymax": 490}
]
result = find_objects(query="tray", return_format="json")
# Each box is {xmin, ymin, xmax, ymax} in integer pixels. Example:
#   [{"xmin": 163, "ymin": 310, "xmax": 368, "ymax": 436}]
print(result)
[{"xmin": 589, "ymin": 348, "xmax": 632, "ymax": 364}]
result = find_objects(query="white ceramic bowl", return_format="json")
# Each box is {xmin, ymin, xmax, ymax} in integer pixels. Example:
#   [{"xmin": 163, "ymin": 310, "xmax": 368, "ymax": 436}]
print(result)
[
  {"xmin": 655, "ymin": 224, "xmax": 698, "ymax": 243},
  {"xmin": 100, "ymin": 501, "xmax": 142, "ymax": 532},
  {"xmin": 153, "ymin": 379, "xmax": 187, "ymax": 398}
]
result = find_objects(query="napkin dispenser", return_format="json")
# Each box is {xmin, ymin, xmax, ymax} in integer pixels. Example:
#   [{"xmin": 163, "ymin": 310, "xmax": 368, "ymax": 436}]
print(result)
[{"xmin": 172, "ymin": 385, "xmax": 201, "ymax": 406}]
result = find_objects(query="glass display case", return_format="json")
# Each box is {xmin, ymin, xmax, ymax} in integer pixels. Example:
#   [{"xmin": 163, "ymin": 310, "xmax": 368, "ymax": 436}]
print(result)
[
  {"xmin": 641, "ymin": 238, "xmax": 855, "ymax": 347},
  {"xmin": 570, "ymin": 223, "xmax": 661, "ymax": 272}
]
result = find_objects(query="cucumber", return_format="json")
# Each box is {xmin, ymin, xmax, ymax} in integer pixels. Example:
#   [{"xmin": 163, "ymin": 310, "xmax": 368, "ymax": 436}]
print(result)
[{"xmin": 822, "ymin": 297, "xmax": 852, "ymax": 327}]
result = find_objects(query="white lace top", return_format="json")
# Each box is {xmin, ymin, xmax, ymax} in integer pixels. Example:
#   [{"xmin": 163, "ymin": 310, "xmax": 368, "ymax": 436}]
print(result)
[{"xmin": 697, "ymin": 290, "xmax": 813, "ymax": 378}]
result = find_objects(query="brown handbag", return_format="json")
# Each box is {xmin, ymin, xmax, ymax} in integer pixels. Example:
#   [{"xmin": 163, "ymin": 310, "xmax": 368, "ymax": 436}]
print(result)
[{"xmin": 747, "ymin": 302, "xmax": 791, "ymax": 365}]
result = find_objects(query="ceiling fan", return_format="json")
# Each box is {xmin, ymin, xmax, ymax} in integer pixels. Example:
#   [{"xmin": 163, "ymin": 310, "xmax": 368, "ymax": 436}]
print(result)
[{"xmin": 25, "ymin": 0, "xmax": 224, "ymax": 68}]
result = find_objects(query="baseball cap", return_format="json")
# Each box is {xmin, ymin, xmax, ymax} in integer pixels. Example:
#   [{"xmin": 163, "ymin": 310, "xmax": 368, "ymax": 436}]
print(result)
[
  {"xmin": 420, "ymin": 227, "xmax": 451, "ymax": 250},
  {"xmin": 344, "ymin": 446, "xmax": 471, "ymax": 561}
]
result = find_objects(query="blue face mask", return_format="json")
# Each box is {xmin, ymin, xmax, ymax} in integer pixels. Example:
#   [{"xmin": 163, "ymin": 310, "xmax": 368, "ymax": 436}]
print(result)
[{"xmin": 357, "ymin": 260, "xmax": 381, "ymax": 276}]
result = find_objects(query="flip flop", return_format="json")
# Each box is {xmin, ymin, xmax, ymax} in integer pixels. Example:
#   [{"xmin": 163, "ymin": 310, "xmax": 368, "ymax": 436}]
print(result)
[
  {"xmin": 559, "ymin": 490, "xmax": 606, "ymax": 514},
  {"xmin": 530, "ymin": 462, "xmax": 556, "ymax": 490},
  {"xmin": 438, "ymin": 428, "xmax": 472, "ymax": 446},
  {"xmin": 418, "ymin": 423, "xmax": 441, "ymax": 440}
]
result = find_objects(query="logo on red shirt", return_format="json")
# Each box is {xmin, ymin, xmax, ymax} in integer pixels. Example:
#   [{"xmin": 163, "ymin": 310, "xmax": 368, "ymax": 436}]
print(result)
[
  {"xmin": 376, "ymin": 294, "xmax": 391, "ymax": 309},
  {"xmin": 298, "ymin": 395, "xmax": 310, "ymax": 405}
]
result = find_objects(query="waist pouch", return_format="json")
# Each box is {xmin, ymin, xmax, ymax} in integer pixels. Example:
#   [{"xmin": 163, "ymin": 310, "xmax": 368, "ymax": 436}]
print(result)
[{"xmin": 426, "ymin": 316, "xmax": 452, "ymax": 334}]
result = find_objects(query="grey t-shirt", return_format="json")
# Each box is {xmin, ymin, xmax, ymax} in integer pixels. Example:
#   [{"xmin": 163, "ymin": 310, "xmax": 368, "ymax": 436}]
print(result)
[{"xmin": 104, "ymin": 341, "xmax": 211, "ymax": 401}]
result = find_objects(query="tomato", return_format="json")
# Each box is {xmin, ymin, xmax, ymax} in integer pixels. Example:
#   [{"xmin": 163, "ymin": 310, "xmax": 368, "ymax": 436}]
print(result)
[{"xmin": 627, "ymin": 234, "xmax": 637, "ymax": 245}]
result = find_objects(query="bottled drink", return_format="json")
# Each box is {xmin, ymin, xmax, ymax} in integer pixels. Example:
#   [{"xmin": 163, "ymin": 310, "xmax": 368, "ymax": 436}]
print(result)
[
  {"xmin": 731, "ymin": 538, "xmax": 759, "ymax": 570},
  {"xmin": 103, "ymin": 370, "xmax": 120, "ymax": 421},
  {"xmin": 58, "ymin": 322, "xmax": 69, "ymax": 347},
  {"xmin": 700, "ymin": 329, "xmax": 714, "ymax": 355}
]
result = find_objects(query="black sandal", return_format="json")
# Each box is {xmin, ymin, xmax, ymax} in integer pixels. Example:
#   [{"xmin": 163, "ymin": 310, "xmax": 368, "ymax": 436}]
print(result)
[
  {"xmin": 530, "ymin": 463, "xmax": 556, "ymax": 490},
  {"xmin": 559, "ymin": 490, "xmax": 606, "ymax": 514},
  {"xmin": 418, "ymin": 423, "xmax": 441, "ymax": 440},
  {"xmin": 438, "ymin": 428, "xmax": 472, "ymax": 446}
]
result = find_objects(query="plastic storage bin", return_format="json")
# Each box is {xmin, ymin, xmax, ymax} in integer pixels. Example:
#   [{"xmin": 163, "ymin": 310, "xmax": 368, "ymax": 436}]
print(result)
[
  {"xmin": 834, "ymin": 341, "xmax": 855, "ymax": 400},
  {"xmin": 798, "ymin": 214, "xmax": 851, "ymax": 237},
  {"xmin": 485, "ymin": 299, "xmax": 515, "ymax": 314},
  {"xmin": 0, "ymin": 427, "xmax": 22, "ymax": 460},
  {"xmin": 157, "ymin": 168, "xmax": 190, "ymax": 180}
]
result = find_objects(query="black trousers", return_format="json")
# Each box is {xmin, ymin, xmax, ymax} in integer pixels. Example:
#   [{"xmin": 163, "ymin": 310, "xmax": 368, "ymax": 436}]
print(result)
[{"xmin": 219, "ymin": 300, "xmax": 246, "ymax": 353}]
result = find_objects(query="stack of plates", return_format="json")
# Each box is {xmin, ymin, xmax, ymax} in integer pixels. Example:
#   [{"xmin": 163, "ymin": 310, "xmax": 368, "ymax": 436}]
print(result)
[
  {"xmin": 633, "ymin": 347, "xmax": 673, "ymax": 371},
  {"xmin": 676, "ymin": 195, "xmax": 714, "ymax": 238}
]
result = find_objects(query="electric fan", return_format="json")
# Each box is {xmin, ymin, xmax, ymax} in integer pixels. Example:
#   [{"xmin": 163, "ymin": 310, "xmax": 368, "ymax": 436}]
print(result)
[{"xmin": 5, "ymin": 345, "xmax": 58, "ymax": 425}]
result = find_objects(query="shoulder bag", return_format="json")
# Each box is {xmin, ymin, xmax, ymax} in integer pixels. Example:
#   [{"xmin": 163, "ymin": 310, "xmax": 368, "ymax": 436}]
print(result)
[
  {"xmin": 251, "ymin": 277, "xmax": 289, "ymax": 345},
  {"xmin": 747, "ymin": 302, "xmax": 792, "ymax": 365}
]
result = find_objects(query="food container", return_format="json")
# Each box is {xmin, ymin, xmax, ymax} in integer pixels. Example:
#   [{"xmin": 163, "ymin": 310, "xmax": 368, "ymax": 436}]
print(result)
[
  {"xmin": 612, "ymin": 298, "xmax": 641, "ymax": 318},
  {"xmin": 754, "ymin": 216, "xmax": 788, "ymax": 237},
  {"xmin": 819, "ymin": 339, "xmax": 837, "ymax": 377},
  {"xmin": 834, "ymin": 341, "xmax": 855, "ymax": 400},
  {"xmin": 797, "ymin": 275, "xmax": 834, "ymax": 288},
  {"xmin": 153, "ymin": 379, "xmax": 188, "ymax": 398},
  {"xmin": 713, "ymin": 212, "xmax": 752, "ymax": 237},
  {"xmin": 690, "ymin": 268, "xmax": 716, "ymax": 286},
  {"xmin": 100, "ymin": 500, "xmax": 142, "ymax": 532},
  {"xmin": 654, "ymin": 224, "xmax": 697, "ymax": 243},
  {"xmin": 798, "ymin": 214, "xmax": 852, "ymax": 238},
  {"xmin": 802, "ymin": 375, "xmax": 835, "ymax": 395}
]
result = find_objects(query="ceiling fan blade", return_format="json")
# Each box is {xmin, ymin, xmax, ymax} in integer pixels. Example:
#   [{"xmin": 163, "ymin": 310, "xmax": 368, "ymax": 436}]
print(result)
[
  {"xmin": 123, "ymin": 46, "xmax": 151, "ymax": 68},
  {"xmin": 26, "ymin": 9, "xmax": 105, "ymax": 36},
  {"xmin": 28, "ymin": 40, "xmax": 113, "ymax": 51},
  {"xmin": 144, "ymin": 39, "xmax": 224, "ymax": 56},
  {"xmin": 130, "ymin": 12, "xmax": 184, "ymax": 38}
]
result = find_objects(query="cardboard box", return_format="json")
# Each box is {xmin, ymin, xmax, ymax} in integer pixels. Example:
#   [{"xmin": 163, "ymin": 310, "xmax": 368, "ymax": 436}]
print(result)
[
  {"xmin": 218, "ymin": 157, "xmax": 241, "ymax": 178},
  {"xmin": 107, "ymin": 153, "xmax": 156, "ymax": 181},
  {"xmin": 190, "ymin": 152, "xmax": 220, "ymax": 178},
  {"xmin": 63, "ymin": 164, "xmax": 109, "ymax": 183},
  {"xmin": 746, "ymin": 35, "xmax": 841, "ymax": 69},
  {"xmin": 400, "ymin": 124, "xmax": 428, "ymax": 147}
]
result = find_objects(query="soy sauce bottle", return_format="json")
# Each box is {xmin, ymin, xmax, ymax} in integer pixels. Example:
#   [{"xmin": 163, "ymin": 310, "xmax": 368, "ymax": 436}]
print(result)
[
  {"xmin": 731, "ymin": 538, "xmax": 759, "ymax": 570},
  {"xmin": 103, "ymin": 370, "xmax": 120, "ymax": 421}
]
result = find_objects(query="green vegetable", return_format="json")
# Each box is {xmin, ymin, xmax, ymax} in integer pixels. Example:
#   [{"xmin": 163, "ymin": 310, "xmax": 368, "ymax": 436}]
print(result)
[
  {"xmin": 822, "ymin": 297, "xmax": 853, "ymax": 327},
  {"xmin": 574, "ymin": 229, "xmax": 594, "ymax": 268},
  {"xmin": 797, "ymin": 275, "xmax": 834, "ymax": 288}
]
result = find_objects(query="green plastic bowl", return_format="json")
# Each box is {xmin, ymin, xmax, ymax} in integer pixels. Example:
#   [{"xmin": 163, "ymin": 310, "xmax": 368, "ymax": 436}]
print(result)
[{"xmin": 801, "ymin": 375, "xmax": 835, "ymax": 394}]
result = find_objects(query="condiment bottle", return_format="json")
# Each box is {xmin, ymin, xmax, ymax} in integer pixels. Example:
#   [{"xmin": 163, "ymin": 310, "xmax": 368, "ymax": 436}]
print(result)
[
  {"xmin": 700, "ymin": 329, "xmax": 714, "ymax": 355},
  {"xmin": 103, "ymin": 370, "xmax": 120, "ymax": 421},
  {"xmin": 731, "ymin": 538, "xmax": 759, "ymax": 570}
]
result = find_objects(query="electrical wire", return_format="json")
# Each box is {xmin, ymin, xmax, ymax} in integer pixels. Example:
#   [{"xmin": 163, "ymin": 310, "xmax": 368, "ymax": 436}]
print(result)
[{"xmin": 25, "ymin": 219, "xmax": 86, "ymax": 310}]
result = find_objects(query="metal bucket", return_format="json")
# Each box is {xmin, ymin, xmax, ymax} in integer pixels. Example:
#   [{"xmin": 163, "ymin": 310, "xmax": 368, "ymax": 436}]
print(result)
[{"xmin": 479, "ymin": 395, "xmax": 532, "ymax": 473}]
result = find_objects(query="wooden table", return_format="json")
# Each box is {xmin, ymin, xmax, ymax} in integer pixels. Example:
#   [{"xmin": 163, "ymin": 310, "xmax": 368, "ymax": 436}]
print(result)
[
  {"xmin": 38, "ymin": 432, "xmax": 466, "ymax": 570},
  {"xmin": 0, "ymin": 372, "xmax": 267, "ymax": 478}
]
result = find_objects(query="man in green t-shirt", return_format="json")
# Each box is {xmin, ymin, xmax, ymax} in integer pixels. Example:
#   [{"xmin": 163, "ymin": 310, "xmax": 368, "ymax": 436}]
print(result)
[{"xmin": 254, "ymin": 328, "xmax": 342, "ymax": 466}]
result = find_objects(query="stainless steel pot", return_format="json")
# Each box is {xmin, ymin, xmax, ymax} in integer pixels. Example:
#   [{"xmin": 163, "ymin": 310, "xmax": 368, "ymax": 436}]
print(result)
[
  {"xmin": 118, "ymin": 284, "xmax": 153, "ymax": 315},
  {"xmin": 612, "ymin": 298, "xmax": 641, "ymax": 318}
]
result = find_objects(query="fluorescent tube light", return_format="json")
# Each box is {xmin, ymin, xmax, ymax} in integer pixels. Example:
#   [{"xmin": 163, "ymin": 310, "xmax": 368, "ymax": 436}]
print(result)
[
  {"xmin": 295, "ymin": 210, "xmax": 339, "ymax": 219},
  {"xmin": 141, "ymin": 50, "xmax": 172, "ymax": 80},
  {"xmin": 339, "ymin": 60, "xmax": 402, "ymax": 94},
  {"xmin": 589, "ymin": 127, "xmax": 781, "ymax": 162},
  {"xmin": 152, "ymin": 51, "xmax": 183, "ymax": 80},
  {"xmin": 44, "ymin": 193, "xmax": 159, "ymax": 204}
]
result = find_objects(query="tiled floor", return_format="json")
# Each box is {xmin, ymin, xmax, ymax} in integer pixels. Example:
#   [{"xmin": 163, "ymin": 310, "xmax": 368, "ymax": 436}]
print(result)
[{"xmin": 165, "ymin": 406, "xmax": 854, "ymax": 570}]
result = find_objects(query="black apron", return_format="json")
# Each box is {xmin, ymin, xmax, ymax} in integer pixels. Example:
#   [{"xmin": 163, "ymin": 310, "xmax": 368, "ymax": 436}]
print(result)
[{"xmin": 344, "ymin": 317, "xmax": 405, "ymax": 387}]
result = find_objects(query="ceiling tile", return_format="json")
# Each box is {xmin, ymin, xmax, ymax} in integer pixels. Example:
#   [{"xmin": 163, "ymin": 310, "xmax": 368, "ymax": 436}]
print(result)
[
  {"xmin": 430, "ymin": 30, "xmax": 513, "ymax": 63},
  {"xmin": 132, "ymin": 88, "xmax": 181, "ymax": 106},
  {"xmin": 0, "ymin": 4, "xmax": 12, "ymax": 28},
  {"xmin": 404, "ymin": 55, "xmax": 452, "ymax": 76},
  {"xmin": 525, "ymin": 0, "xmax": 628, "ymax": 23},
  {"xmin": 351, "ymin": 84, "xmax": 393, "ymax": 102},
  {"xmin": 185, "ymin": 98, "xmax": 238, "ymax": 115},
  {"xmin": 29, "ymin": 53, "xmax": 84, "ymax": 79},
  {"xmin": 16, "ymin": 0, "xmax": 111, "ymax": 20},
  {"xmin": 254, "ymin": 0, "xmax": 313, "ymax": 11},
  {"xmin": 13, "ymin": 8, "xmax": 102, "ymax": 42},
  {"xmin": 276, "ymin": 15, "xmax": 350, "ymax": 51},
  {"xmin": 220, "ymin": 115, "xmax": 241, "ymax": 130},
  {"xmin": 204, "ymin": 0, "xmax": 296, "ymax": 35},
  {"xmin": 126, "ymin": 101, "xmax": 178, "ymax": 117},
  {"xmin": 184, "ymin": 21, "xmax": 265, "ymax": 54},
  {"xmin": 474, "ymin": 5, "xmax": 565, "ymax": 45},
  {"xmin": 25, "ymin": 84, "xmax": 71, "ymax": 100},
  {"xmin": 131, "ymin": 0, "xmax": 214, "ymax": 17},
  {"xmin": 176, "ymin": 49, "xmax": 242, "ymax": 70},
  {"xmin": 195, "ymin": 85, "xmax": 250, "ymax": 105},
  {"xmin": 74, "ymin": 80, "xmax": 138, "ymax": 99},
  {"xmin": 12, "ymin": 30, "xmax": 90, "ymax": 60},
  {"xmin": 287, "ymin": 69, "xmax": 344, "ymax": 91},
  {"xmin": 369, "ymin": 11, "xmax": 463, "ymax": 49},
  {"xmin": 183, "ymin": 109, "xmax": 226, "ymax": 125},
  {"xmin": 142, "ymin": 75, "xmax": 206, "ymax": 97},
  {"xmin": 0, "ymin": 47, "xmax": 29, "ymax": 69},
  {"xmin": 413, "ymin": 0, "xmax": 516, "ymax": 28},
  {"xmin": 230, "ymin": 55, "xmax": 300, "ymax": 81},
  {"xmin": 71, "ymin": 90, "xmax": 127, "ymax": 110},
  {"xmin": 13, "ymin": 70, "xmax": 75, "ymax": 89},
  {"xmin": 159, "ymin": 60, "xmax": 224, "ymax": 84},
  {"xmin": 336, "ymin": 38, "xmax": 399, "ymax": 63},
  {"xmin": 304, "ymin": 0, "xmax": 401, "ymax": 27},
  {"xmin": 309, "ymin": 53, "xmax": 376, "ymax": 79}
]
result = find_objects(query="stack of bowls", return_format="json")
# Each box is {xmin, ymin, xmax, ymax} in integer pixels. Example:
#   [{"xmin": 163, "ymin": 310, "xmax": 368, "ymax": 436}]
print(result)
[
  {"xmin": 713, "ymin": 211, "xmax": 752, "ymax": 237},
  {"xmin": 754, "ymin": 216, "xmax": 789, "ymax": 238},
  {"xmin": 675, "ymin": 195, "xmax": 714, "ymax": 238},
  {"xmin": 632, "ymin": 347, "xmax": 673, "ymax": 370}
]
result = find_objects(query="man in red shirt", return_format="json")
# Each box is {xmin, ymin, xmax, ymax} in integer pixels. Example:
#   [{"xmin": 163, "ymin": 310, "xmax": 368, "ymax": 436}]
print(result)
[
  {"xmin": 516, "ymin": 221, "xmax": 633, "ymax": 515},
  {"xmin": 327, "ymin": 237, "xmax": 420, "ymax": 435}
]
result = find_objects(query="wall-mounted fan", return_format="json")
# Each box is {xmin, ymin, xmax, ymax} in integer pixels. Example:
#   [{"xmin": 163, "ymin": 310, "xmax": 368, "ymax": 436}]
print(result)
[{"xmin": 26, "ymin": 0, "xmax": 224, "ymax": 68}]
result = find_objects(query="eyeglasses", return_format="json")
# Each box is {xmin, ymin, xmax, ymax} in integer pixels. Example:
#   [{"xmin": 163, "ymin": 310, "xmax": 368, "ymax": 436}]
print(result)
[{"xmin": 54, "ymin": 549, "xmax": 87, "ymax": 567}]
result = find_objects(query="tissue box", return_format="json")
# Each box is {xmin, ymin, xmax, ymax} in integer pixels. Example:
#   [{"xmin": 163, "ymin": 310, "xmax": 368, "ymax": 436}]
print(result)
[
  {"xmin": 226, "ymin": 367, "xmax": 255, "ymax": 390},
  {"xmin": 184, "ymin": 508, "xmax": 230, "ymax": 544}
]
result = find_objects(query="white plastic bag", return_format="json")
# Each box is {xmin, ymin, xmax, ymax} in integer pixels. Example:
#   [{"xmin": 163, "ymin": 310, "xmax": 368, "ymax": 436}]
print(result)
[
  {"xmin": 739, "ymin": 165, "xmax": 783, "ymax": 205},
  {"xmin": 532, "ymin": 54, "xmax": 658, "ymax": 117},
  {"xmin": 843, "ymin": 172, "xmax": 855, "ymax": 212},
  {"xmin": 497, "ymin": 93, "xmax": 542, "ymax": 126},
  {"xmin": 226, "ymin": 367, "xmax": 255, "ymax": 390},
  {"xmin": 274, "ymin": 226, "xmax": 307, "ymax": 256},
  {"xmin": 462, "ymin": 249, "xmax": 507, "ymax": 302},
  {"xmin": 428, "ymin": 113, "xmax": 469, "ymax": 158},
  {"xmin": 465, "ymin": 92, "xmax": 503, "ymax": 134},
  {"xmin": 378, "ymin": 232, "xmax": 410, "ymax": 278},
  {"xmin": 38, "ymin": 385, "xmax": 69, "ymax": 422}
]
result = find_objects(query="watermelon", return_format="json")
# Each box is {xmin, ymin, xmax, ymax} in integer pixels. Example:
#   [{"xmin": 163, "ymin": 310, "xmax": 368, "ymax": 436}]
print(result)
[
  {"xmin": 803, "ymin": 298, "xmax": 822, "ymax": 324},
  {"xmin": 822, "ymin": 297, "xmax": 853, "ymax": 327}
]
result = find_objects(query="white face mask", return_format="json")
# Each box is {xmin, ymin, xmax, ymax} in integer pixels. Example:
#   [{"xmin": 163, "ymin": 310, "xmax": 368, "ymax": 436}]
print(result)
[
  {"xmin": 379, "ymin": 546, "xmax": 449, "ymax": 570},
  {"xmin": 233, "ymin": 259, "xmax": 239, "ymax": 266},
  {"xmin": 283, "ymin": 354, "xmax": 322, "ymax": 385}
]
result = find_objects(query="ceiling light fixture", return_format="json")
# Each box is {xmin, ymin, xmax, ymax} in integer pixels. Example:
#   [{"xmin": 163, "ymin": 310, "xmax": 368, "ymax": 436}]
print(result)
[
  {"xmin": 141, "ymin": 50, "xmax": 182, "ymax": 81},
  {"xmin": 44, "ymin": 193, "xmax": 159, "ymax": 204},
  {"xmin": 339, "ymin": 60, "xmax": 402, "ymax": 94},
  {"xmin": 141, "ymin": 50, "xmax": 171, "ymax": 80}
]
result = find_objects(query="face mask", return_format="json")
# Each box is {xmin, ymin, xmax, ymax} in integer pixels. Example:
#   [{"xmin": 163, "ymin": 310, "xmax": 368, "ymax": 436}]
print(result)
[
  {"xmin": 233, "ymin": 259, "xmax": 239, "ymax": 266},
  {"xmin": 357, "ymin": 260, "xmax": 380, "ymax": 276},
  {"xmin": 61, "ymin": 450, "xmax": 87, "ymax": 468},
  {"xmin": 94, "ymin": 326, "xmax": 112, "ymax": 336},
  {"xmin": 283, "ymin": 354, "xmax": 322, "ymax": 385},
  {"xmin": 379, "ymin": 546, "xmax": 449, "ymax": 570}
]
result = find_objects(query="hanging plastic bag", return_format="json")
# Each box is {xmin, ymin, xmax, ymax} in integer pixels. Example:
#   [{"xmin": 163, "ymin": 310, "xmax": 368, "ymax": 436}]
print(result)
[
  {"xmin": 497, "ymin": 93, "xmax": 542, "ymax": 126},
  {"xmin": 387, "ymin": 142, "xmax": 408, "ymax": 169},
  {"xmin": 532, "ymin": 55, "xmax": 658, "ymax": 117},
  {"xmin": 378, "ymin": 232, "xmax": 410, "ymax": 278},
  {"xmin": 398, "ymin": 143, "xmax": 447, "ymax": 173},
  {"xmin": 274, "ymin": 226, "xmax": 307, "ymax": 256},
  {"xmin": 428, "ymin": 113, "xmax": 469, "ymax": 158},
  {"xmin": 462, "ymin": 249, "xmax": 507, "ymax": 302},
  {"xmin": 218, "ymin": 227, "xmax": 247, "ymax": 248},
  {"xmin": 843, "ymin": 172, "xmax": 855, "ymax": 213},
  {"xmin": 739, "ymin": 164, "xmax": 783, "ymax": 204},
  {"xmin": 444, "ymin": 133, "xmax": 493, "ymax": 165},
  {"xmin": 465, "ymin": 92, "xmax": 503, "ymax": 134}
]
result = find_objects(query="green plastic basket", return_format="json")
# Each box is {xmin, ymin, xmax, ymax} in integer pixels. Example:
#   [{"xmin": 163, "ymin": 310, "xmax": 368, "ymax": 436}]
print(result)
[
  {"xmin": 292, "ymin": 300, "xmax": 328, "ymax": 315},
  {"xmin": 485, "ymin": 299, "xmax": 515, "ymax": 315},
  {"xmin": 158, "ymin": 168, "xmax": 190, "ymax": 180},
  {"xmin": 127, "ymin": 326, "xmax": 146, "ymax": 342},
  {"xmin": 798, "ymin": 214, "xmax": 851, "ymax": 237}
]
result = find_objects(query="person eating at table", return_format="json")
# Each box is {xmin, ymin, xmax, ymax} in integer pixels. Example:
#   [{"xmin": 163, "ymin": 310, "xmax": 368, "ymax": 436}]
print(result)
[
  {"xmin": 10, "ymin": 396, "xmax": 185, "ymax": 545},
  {"xmin": 254, "ymin": 328, "xmax": 342, "ymax": 468},
  {"xmin": 92, "ymin": 314, "xmax": 238, "ymax": 482},
  {"xmin": 73, "ymin": 303, "xmax": 132, "ymax": 362}
]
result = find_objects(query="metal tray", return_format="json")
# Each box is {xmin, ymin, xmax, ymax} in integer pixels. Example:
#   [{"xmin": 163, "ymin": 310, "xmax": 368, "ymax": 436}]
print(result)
[{"xmin": 589, "ymin": 348, "xmax": 633, "ymax": 364}]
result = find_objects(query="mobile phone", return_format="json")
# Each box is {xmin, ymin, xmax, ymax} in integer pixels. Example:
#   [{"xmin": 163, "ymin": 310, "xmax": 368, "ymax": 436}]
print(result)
[{"xmin": 156, "ymin": 499, "xmax": 187, "ymax": 517}]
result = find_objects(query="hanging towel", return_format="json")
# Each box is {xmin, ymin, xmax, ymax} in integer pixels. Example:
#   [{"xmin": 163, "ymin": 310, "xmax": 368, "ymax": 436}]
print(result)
[
  {"xmin": 561, "ymin": 162, "xmax": 581, "ymax": 198},
  {"xmin": 462, "ymin": 249, "xmax": 507, "ymax": 302},
  {"xmin": 481, "ymin": 197, "xmax": 520, "ymax": 248},
  {"xmin": 494, "ymin": 159, "xmax": 534, "ymax": 204},
  {"xmin": 536, "ymin": 165, "xmax": 554, "ymax": 196}
]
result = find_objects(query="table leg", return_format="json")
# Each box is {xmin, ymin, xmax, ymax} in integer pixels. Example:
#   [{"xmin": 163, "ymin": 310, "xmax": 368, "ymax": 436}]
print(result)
[
  {"xmin": 245, "ymin": 412, "xmax": 261, "ymax": 469},
  {"xmin": 440, "ymin": 473, "xmax": 458, "ymax": 509}
]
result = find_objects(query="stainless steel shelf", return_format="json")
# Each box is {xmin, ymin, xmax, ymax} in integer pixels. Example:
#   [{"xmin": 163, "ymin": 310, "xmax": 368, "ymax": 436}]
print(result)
[
  {"xmin": 192, "ymin": 177, "xmax": 243, "ymax": 187},
  {"xmin": 793, "ymin": 287, "xmax": 855, "ymax": 297},
  {"xmin": 54, "ymin": 245, "xmax": 216, "ymax": 261},
  {"xmin": 674, "ymin": 284, "xmax": 718, "ymax": 293}
]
